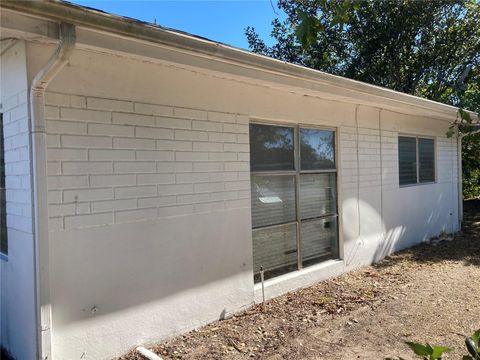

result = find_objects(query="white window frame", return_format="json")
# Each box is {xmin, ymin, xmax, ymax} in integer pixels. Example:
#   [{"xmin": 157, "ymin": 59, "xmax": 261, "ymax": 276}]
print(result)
[{"xmin": 398, "ymin": 134, "xmax": 436, "ymax": 187}]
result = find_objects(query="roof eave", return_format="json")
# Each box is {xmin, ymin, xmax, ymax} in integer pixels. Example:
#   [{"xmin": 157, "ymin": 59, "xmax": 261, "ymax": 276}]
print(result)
[{"xmin": 1, "ymin": 0, "xmax": 475, "ymax": 121}]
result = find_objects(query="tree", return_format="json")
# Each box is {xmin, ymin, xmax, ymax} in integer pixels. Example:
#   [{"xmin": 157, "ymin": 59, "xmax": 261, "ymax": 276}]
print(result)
[{"xmin": 246, "ymin": 0, "xmax": 480, "ymax": 198}]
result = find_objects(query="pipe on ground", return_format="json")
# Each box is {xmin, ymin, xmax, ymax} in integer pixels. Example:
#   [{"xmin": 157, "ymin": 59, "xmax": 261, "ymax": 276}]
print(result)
[{"xmin": 136, "ymin": 346, "xmax": 164, "ymax": 360}]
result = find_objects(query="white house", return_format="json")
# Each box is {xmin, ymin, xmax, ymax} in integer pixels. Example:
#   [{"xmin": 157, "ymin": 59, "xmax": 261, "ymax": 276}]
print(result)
[{"xmin": 0, "ymin": 1, "xmax": 468, "ymax": 359}]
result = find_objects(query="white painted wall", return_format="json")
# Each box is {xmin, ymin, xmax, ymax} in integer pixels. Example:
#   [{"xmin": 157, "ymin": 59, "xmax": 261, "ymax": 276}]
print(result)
[
  {"xmin": 340, "ymin": 107, "xmax": 459, "ymax": 271},
  {"xmin": 22, "ymin": 41, "xmax": 459, "ymax": 360},
  {"xmin": 0, "ymin": 41, "xmax": 37, "ymax": 360}
]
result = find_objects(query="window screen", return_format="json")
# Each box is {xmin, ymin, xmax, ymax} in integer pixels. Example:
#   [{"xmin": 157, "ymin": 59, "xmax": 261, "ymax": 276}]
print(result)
[
  {"xmin": 0, "ymin": 114, "xmax": 7, "ymax": 255},
  {"xmin": 419, "ymin": 138, "xmax": 435, "ymax": 183},
  {"xmin": 398, "ymin": 136, "xmax": 435, "ymax": 186},
  {"xmin": 398, "ymin": 136, "xmax": 417, "ymax": 186}
]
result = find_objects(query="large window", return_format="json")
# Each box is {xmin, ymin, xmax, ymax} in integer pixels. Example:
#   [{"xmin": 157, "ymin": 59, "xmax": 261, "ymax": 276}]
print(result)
[
  {"xmin": 398, "ymin": 136, "xmax": 435, "ymax": 186},
  {"xmin": 0, "ymin": 114, "xmax": 7, "ymax": 256},
  {"xmin": 250, "ymin": 123, "xmax": 338, "ymax": 282}
]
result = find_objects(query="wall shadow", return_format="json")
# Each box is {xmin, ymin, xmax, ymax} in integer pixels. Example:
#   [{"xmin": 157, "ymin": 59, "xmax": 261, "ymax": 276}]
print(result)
[{"xmin": 374, "ymin": 199, "xmax": 480, "ymax": 269}]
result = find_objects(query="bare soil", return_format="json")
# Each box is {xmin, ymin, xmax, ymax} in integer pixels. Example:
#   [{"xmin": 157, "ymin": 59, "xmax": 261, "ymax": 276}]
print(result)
[{"xmin": 119, "ymin": 200, "xmax": 480, "ymax": 360}]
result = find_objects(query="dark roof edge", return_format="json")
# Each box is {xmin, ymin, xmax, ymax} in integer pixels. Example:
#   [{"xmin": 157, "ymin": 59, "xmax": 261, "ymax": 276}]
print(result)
[{"xmin": 1, "ymin": 0, "xmax": 473, "ymax": 119}]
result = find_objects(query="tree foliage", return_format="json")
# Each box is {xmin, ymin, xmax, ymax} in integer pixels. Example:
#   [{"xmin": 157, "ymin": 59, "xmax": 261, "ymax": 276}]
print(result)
[{"xmin": 246, "ymin": 0, "xmax": 480, "ymax": 198}]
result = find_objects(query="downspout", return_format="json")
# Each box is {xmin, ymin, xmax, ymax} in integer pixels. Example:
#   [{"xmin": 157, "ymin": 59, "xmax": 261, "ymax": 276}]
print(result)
[
  {"xmin": 456, "ymin": 126, "xmax": 480, "ymax": 229},
  {"xmin": 30, "ymin": 23, "xmax": 76, "ymax": 360}
]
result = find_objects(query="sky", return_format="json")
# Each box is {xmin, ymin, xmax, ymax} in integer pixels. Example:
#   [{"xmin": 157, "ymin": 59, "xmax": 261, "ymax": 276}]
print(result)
[{"xmin": 71, "ymin": 0, "xmax": 286, "ymax": 50}]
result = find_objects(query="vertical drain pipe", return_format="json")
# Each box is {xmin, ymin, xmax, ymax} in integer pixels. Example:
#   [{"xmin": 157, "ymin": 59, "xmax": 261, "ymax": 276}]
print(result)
[
  {"xmin": 457, "ymin": 135, "xmax": 463, "ymax": 228},
  {"xmin": 29, "ymin": 23, "xmax": 76, "ymax": 359},
  {"xmin": 457, "ymin": 126, "xmax": 480, "ymax": 229}
]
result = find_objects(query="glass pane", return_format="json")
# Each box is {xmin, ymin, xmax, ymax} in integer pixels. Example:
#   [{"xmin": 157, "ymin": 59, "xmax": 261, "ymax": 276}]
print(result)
[
  {"xmin": 398, "ymin": 136, "xmax": 417, "ymax": 185},
  {"xmin": 252, "ymin": 223, "xmax": 297, "ymax": 282},
  {"xmin": 251, "ymin": 175, "xmax": 296, "ymax": 228},
  {"xmin": 300, "ymin": 173, "xmax": 336, "ymax": 220},
  {"xmin": 419, "ymin": 138, "xmax": 435, "ymax": 183},
  {"xmin": 249, "ymin": 123, "xmax": 294, "ymax": 171},
  {"xmin": 300, "ymin": 128, "xmax": 335, "ymax": 170},
  {"xmin": 301, "ymin": 217, "xmax": 338, "ymax": 268}
]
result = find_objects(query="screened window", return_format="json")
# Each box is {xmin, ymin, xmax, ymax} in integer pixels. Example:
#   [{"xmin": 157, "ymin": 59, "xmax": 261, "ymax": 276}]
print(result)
[
  {"xmin": 418, "ymin": 138, "xmax": 435, "ymax": 183},
  {"xmin": 0, "ymin": 114, "xmax": 7, "ymax": 255},
  {"xmin": 398, "ymin": 136, "xmax": 435, "ymax": 186},
  {"xmin": 250, "ymin": 123, "xmax": 338, "ymax": 282}
]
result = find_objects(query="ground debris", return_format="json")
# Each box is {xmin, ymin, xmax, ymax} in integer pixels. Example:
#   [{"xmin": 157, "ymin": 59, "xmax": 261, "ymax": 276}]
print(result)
[{"xmin": 118, "ymin": 200, "xmax": 480, "ymax": 360}]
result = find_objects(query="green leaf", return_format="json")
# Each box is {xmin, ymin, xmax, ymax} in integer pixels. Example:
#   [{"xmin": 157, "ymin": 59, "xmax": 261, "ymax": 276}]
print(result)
[
  {"xmin": 471, "ymin": 329, "xmax": 480, "ymax": 347},
  {"xmin": 463, "ymin": 356, "xmax": 474, "ymax": 360},
  {"xmin": 294, "ymin": 10, "xmax": 324, "ymax": 47},
  {"xmin": 430, "ymin": 345, "xmax": 452, "ymax": 359},
  {"xmin": 405, "ymin": 341, "xmax": 432, "ymax": 356},
  {"xmin": 459, "ymin": 108, "xmax": 472, "ymax": 124},
  {"xmin": 446, "ymin": 125, "xmax": 456, "ymax": 138}
]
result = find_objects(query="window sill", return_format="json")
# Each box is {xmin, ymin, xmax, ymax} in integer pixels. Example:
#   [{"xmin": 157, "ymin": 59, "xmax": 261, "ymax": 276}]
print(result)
[
  {"xmin": 0, "ymin": 252, "xmax": 8, "ymax": 262},
  {"xmin": 253, "ymin": 259, "xmax": 344, "ymax": 303},
  {"xmin": 399, "ymin": 181, "xmax": 437, "ymax": 188}
]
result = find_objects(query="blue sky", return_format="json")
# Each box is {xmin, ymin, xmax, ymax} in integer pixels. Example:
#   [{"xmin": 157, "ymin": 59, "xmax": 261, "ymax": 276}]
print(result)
[{"xmin": 70, "ymin": 1, "xmax": 285, "ymax": 50}]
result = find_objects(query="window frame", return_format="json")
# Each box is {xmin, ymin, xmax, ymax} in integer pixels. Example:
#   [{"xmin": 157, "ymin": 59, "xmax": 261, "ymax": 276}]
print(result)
[
  {"xmin": 398, "ymin": 134, "xmax": 436, "ymax": 187},
  {"xmin": 250, "ymin": 120, "xmax": 339, "ymax": 280}
]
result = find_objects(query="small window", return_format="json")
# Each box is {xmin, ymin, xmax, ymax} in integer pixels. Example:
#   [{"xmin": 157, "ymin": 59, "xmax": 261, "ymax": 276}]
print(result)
[
  {"xmin": 398, "ymin": 136, "xmax": 435, "ymax": 186},
  {"xmin": 0, "ymin": 114, "xmax": 7, "ymax": 255}
]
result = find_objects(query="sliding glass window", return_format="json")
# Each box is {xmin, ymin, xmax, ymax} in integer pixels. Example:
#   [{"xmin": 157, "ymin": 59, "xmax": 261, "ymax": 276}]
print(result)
[
  {"xmin": 250, "ymin": 123, "xmax": 338, "ymax": 282},
  {"xmin": 398, "ymin": 136, "xmax": 435, "ymax": 186}
]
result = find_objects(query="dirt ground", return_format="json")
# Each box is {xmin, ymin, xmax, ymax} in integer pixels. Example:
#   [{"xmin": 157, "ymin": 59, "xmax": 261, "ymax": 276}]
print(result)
[{"xmin": 119, "ymin": 200, "xmax": 480, "ymax": 360}]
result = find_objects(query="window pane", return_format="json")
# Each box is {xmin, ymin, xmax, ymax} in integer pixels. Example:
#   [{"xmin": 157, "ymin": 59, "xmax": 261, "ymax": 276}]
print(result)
[
  {"xmin": 249, "ymin": 123, "xmax": 294, "ymax": 171},
  {"xmin": 398, "ymin": 136, "xmax": 417, "ymax": 185},
  {"xmin": 251, "ymin": 175, "xmax": 296, "ymax": 228},
  {"xmin": 419, "ymin": 138, "xmax": 435, "ymax": 183},
  {"xmin": 300, "ymin": 128, "xmax": 335, "ymax": 170},
  {"xmin": 300, "ymin": 173, "xmax": 336, "ymax": 220},
  {"xmin": 253, "ymin": 223, "xmax": 297, "ymax": 282},
  {"xmin": 301, "ymin": 216, "xmax": 338, "ymax": 268}
]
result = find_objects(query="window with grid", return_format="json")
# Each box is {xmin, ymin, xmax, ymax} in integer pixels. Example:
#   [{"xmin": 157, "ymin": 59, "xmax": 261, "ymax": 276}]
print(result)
[
  {"xmin": 398, "ymin": 136, "xmax": 435, "ymax": 186},
  {"xmin": 249, "ymin": 123, "xmax": 338, "ymax": 282},
  {"xmin": 0, "ymin": 114, "xmax": 7, "ymax": 255}
]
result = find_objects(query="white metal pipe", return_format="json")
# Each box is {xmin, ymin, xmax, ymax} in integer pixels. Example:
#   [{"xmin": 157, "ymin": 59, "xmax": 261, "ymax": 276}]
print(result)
[
  {"xmin": 457, "ymin": 135, "xmax": 463, "ymax": 226},
  {"xmin": 457, "ymin": 124, "xmax": 480, "ymax": 228},
  {"xmin": 136, "ymin": 346, "xmax": 164, "ymax": 360},
  {"xmin": 29, "ymin": 22, "xmax": 76, "ymax": 360},
  {"xmin": 456, "ymin": 127, "xmax": 480, "ymax": 228}
]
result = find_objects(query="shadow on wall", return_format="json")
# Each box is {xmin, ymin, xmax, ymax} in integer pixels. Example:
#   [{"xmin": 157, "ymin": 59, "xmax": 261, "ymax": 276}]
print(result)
[
  {"xmin": 375, "ymin": 199, "xmax": 480, "ymax": 269},
  {"xmin": 49, "ymin": 208, "xmax": 254, "ymax": 333},
  {"xmin": 344, "ymin": 190, "xmax": 458, "ymax": 267}
]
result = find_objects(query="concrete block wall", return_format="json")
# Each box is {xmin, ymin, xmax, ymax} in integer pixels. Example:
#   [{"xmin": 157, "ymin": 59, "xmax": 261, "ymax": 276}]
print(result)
[
  {"xmin": 0, "ymin": 40, "xmax": 37, "ymax": 360},
  {"xmin": 338, "ymin": 108, "xmax": 459, "ymax": 271},
  {"xmin": 44, "ymin": 92, "xmax": 251, "ymax": 231}
]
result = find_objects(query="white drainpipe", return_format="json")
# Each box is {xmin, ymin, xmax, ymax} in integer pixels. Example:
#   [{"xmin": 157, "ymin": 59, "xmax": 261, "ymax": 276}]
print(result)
[
  {"xmin": 29, "ymin": 23, "xmax": 76, "ymax": 360},
  {"xmin": 457, "ymin": 126, "xmax": 480, "ymax": 229},
  {"xmin": 457, "ymin": 135, "xmax": 463, "ymax": 227}
]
